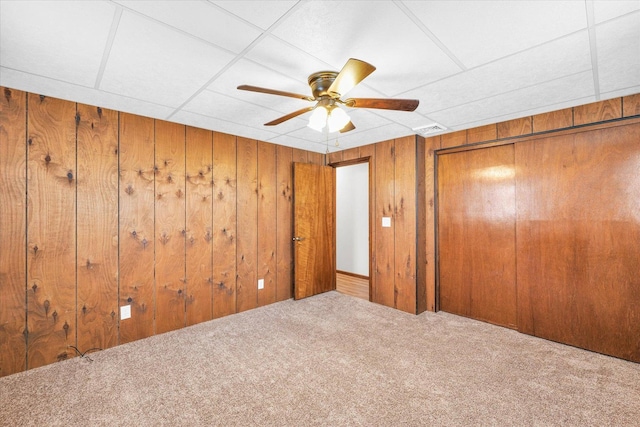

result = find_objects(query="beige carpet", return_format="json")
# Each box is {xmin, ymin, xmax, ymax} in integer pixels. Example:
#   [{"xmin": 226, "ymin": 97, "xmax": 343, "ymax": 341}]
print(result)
[{"xmin": 1, "ymin": 291, "xmax": 639, "ymax": 426}]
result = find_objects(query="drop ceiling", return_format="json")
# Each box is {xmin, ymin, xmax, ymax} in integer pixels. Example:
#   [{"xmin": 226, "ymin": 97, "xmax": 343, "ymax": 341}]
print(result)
[{"xmin": 1, "ymin": 1, "xmax": 638, "ymax": 153}]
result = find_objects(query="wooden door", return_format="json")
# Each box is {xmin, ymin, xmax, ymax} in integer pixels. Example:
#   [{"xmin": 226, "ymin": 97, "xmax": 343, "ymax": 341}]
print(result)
[
  {"xmin": 293, "ymin": 162, "xmax": 336, "ymax": 299},
  {"xmin": 516, "ymin": 123, "xmax": 640, "ymax": 362},
  {"xmin": 438, "ymin": 144, "xmax": 517, "ymax": 328}
]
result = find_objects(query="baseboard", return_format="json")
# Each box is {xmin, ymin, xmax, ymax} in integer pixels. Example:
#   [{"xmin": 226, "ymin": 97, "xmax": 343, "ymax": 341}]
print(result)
[{"xmin": 336, "ymin": 270, "xmax": 369, "ymax": 280}]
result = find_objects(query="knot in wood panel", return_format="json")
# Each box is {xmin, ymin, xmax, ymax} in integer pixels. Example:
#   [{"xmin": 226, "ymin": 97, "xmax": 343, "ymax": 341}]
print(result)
[
  {"xmin": 52, "ymin": 311, "xmax": 58, "ymax": 322},
  {"xmin": 159, "ymin": 233, "xmax": 169, "ymax": 245},
  {"xmin": 176, "ymin": 189, "xmax": 183, "ymax": 198},
  {"xmin": 125, "ymin": 184, "xmax": 135, "ymax": 195},
  {"xmin": 32, "ymin": 283, "xmax": 38, "ymax": 292},
  {"xmin": 67, "ymin": 171, "xmax": 74, "ymax": 182},
  {"xmin": 127, "ymin": 297, "xmax": 132, "ymax": 303},
  {"xmin": 43, "ymin": 300, "xmax": 50, "ymax": 315},
  {"xmin": 44, "ymin": 154, "xmax": 51, "ymax": 164},
  {"xmin": 4, "ymin": 87, "xmax": 11, "ymax": 102}
]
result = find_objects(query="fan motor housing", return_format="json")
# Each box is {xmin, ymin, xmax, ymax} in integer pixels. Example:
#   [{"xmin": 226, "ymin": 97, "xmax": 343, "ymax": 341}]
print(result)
[{"xmin": 308, "ymin": 71, "xmax": 339, "ymax": 98}]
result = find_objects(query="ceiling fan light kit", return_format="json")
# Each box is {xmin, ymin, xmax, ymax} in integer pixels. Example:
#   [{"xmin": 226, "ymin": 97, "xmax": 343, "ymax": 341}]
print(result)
[{"xmin": 238, "ymin": 58, "xmax": 419, "ymax": 134}]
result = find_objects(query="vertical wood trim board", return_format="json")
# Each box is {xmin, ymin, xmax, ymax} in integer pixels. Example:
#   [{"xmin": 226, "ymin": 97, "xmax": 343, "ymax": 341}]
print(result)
[
  {"xmin": 423, "ymin": 136, "xmax": 440, "ymax": 312},
  {"xmin": 76, "ymin": 104, "xmax": 118, "ymax": 352},
  {"xmin": 0, "ymin": 88, "xmax": 27, "ymax": 377},
  {"xmin": 236, "ymin": 137, "xmax": 258, "ymax": 313},
  {"xmin": 275, "ymin": 145, "xmax": 293, "ymax": 301},
  {"xmin": 26, "ymin": 94, "xmax": 77, "ymax": 368},
  {"xmin": 257, "ymin": 141, "xmax": 277, "ymax": 307},
  {"xmin": 118, "ymin": 113, "xmax": 155, "ymax": 344},
  {"xmin": 154, "ymin": 120, "xmax": 186, "ymax": 334},
  {"xmin": 393, "ymin": 136, "xmax": 417, "ymax": 313},
  {"xmin": 185, "ymin": 126, "xmax": 213, "ymax": 326},
  {"xmin": 212, "ymin": 132, "xmax": 237, "ymax": 318}
]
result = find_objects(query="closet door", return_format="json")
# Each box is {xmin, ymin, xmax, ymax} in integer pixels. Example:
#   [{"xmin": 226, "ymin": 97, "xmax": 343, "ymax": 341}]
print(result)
[
  {"xmin": 438, "ymin": 144, "xmax": 517, "ymax": 328},
  {"xmin": 516, "ymin": 123, "xmax": 640, "ymax": 362}
]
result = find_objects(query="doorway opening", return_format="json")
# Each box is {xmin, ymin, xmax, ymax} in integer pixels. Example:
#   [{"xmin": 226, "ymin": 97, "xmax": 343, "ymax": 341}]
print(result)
[{"xmin": 335, "ymin": 161, "xmax": 370, "ymax": 300}]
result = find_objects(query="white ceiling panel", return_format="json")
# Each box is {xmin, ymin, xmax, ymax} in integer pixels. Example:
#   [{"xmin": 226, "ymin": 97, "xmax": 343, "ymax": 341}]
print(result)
[
  {"xmin": 0, "ymin": 66, "xmax": 176, "ymax": 120},
  {"xmin": 114, "ymin": 0, "xmax": 261, "ymax": 53},
  {"xmin": 0, "ymin": 0, "xmax": 115, "ymax": 87},
  {"xmin": 270, "ymin": 1, "xmax": 461, "ymax": 96},
  {"xmin": 172, "ymin": 109, "xmax": 279, "ymax": 141},
  {"xmin": 596, "ymin": 12, "xmax": 640, "ymax": 94},
  {"xmin": 2, "ymin": 0, "xmax": 639, "ymax": 153},
  {"xmin": 100, "ymin": 10, "xmax": 234, "ymax": 108},
  {"xmin": 404, "ymin": 1, "xmax": 587, "ymax": 69},
  {"xmin": 244, "ymin": 35, "xmax": 335, "ymax": 83},
  {"xmin": 211, "ymin": 59, "xmax": 315, "ymax": 113},
  {"xmin": 593, "ymin": 0, "xmax": 640, "ymax": 23},
  {"xmin": 429, "ymin": 71, "xmax": 596, "ymax": 129},
  {"xmin": 210, "ymin": 1, "xmax": 298, "ymax": 30},
  {"xmin": 406, "ymin": 30, "xmax": 592, "ymax": 115}
]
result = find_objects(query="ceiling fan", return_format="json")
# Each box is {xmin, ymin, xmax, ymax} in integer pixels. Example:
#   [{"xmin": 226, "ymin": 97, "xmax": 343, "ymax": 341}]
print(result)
[{"xmin": 237, "ymin": 58, "xmax": 419, "ymax": 133}]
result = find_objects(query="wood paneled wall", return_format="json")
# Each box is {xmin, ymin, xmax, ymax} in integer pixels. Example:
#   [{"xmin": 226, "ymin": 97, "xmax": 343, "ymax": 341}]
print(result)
[
  {"xmin": 0, "ymin": 87, "xmax": 317, "ymax": 377},
  {"xmin": 327, "ymin": 136, "xmax": 427, "ymax": 314}
]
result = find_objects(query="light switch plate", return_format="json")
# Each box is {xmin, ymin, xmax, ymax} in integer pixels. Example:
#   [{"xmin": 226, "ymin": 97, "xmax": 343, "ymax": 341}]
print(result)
[
  {"xmin": 258, "ymin": 279, "xmax": 264, "ymax": 290},
  {"xmin": 382, "ymin": 217, "xmax": 391, "ymax": 227},
  {"xmin": 120, "ymin": 304, "xmax": 131, "ymax": 320}
]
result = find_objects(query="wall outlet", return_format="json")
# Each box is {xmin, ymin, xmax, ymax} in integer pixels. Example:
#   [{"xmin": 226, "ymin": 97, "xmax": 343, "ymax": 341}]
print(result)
[
  {"xmin": 382, "ymin": 217, "xmax": 391, "ymax": 227},
  {"xmin": 120, "ymin": 304, "xmax": 131, "ymax": 320},
  {"xmin": 258, "ymin": 278, "xmax": 264, "ymax": 290}
]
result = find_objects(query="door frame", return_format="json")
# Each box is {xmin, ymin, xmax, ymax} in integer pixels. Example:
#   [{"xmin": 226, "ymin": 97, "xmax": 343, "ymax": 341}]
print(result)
[{"xmin": 327, "ymin": 157, "xmax": 372, "ymax": 301}]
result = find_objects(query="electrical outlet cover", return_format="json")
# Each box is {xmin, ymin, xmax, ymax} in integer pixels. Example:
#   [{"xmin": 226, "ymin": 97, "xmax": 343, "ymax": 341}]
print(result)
[
  {"xmin": 120, "ymin": 304, "xmax": 131, "ymax": 320},
  {"xmin": 258, "ymin": 279, "xmax": 264, "ymax": 290}
]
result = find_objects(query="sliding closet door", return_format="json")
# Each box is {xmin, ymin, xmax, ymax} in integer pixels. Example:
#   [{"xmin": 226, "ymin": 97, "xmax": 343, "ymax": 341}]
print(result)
[
  {"xmin": 516, "ymin": 123, "xmax": 640, "ymax": 362},
  {"xmin": 438, "ymin": 145, "xmax": 517, "ymax": 328}
]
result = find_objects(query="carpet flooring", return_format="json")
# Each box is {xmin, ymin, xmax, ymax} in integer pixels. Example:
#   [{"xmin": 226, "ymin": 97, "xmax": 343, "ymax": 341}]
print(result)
[{"xmin": 1, "ymin": 291, "xmax": 639, "ymax": 426}]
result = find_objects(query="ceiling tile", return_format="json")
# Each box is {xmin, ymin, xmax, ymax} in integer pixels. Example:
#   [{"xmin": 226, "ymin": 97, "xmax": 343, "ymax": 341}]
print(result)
[
  {"xmin": 593, "ymin": 0, "xmax": 640, "ymax": 23},
  {"xmin": 172, "ymin": 109, "xmax": 279, "ymax": 141},
  {"xmin": 209, "ymin": 59, "xmax": 315, "ymax": 113},
  {"xmin": 114, "ymin": 0, "xmax": 261, "ymax": 53},
  {"xmin": 244, "ymin": 36, "xmax": 335, "ymax": 83},
  {"xmin": 182, "ymin": 89, "xmax": 309, "ymax": 132},
  {"xmin": 210, "ymin": 0, "xmax": 298, "ymax": 30},
  {"xmin": 0, "ymin": 0, "xmax": 115, "ymax": 87},
  {"xmin": 100, "ymin": 10, "xmax": 234, "ymax": 108},
  {"xmin": 404, "ymin": 1, "xmax": 587, "ymax": 68},
  {"xmin": 596, "ymin": 13, "xmax": 640, "ymax": 94},
  {"xmin": 406, "ymin": 30, "xmax": 592, "ymax": 115},
  {"xmin": 429, "ymin": 71, "xmax": 595, "ymax": 129},
  {"xmin": 0, "ymin": 67, "xmax": 176, "ymax": 119},
  {"xmin": 269, "ymin": 1, "xmax": 461, "ymax": 96}
]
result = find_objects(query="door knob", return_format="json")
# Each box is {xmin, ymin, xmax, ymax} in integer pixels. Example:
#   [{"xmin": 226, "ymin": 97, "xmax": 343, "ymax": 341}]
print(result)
[{"xmin": 292, "ymin": 236, "xmax": 306, "ymax": 241}]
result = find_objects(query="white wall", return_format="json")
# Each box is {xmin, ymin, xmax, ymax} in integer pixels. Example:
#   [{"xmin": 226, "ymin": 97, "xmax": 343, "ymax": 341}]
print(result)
[{"xmin": 336, "ymin": 162, "xmax": 369, "ymax": 276}]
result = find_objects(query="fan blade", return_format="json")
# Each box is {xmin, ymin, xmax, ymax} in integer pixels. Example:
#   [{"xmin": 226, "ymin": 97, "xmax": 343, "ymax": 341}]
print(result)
[
  {"xmin": 340, "ymin": 121, "xmax": 355, "ymax": 133},
  {"xmin": 327, "ymin": 58, "xmax": 376, "ymax": 97},
  {"xmin": 264, "ymin": 107, "xmax": 315, "ymax": 126},
  {"xmin": 344, "ymin": 98, "xmax": 419, "ymax": 111},
  {"xmin": 238, "ymin": 85, "xmax": 315, "ymax": 102}
]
